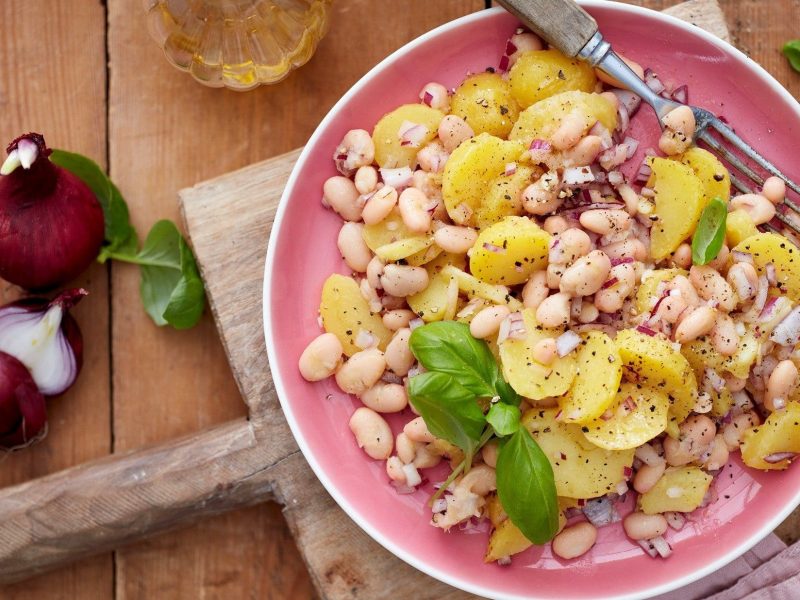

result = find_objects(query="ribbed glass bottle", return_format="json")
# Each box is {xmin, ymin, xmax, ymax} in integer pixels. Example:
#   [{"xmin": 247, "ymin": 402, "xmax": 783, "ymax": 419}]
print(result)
[{"xmin": 144, "ymin": 0, "xmax": 331, "ymax": 91}]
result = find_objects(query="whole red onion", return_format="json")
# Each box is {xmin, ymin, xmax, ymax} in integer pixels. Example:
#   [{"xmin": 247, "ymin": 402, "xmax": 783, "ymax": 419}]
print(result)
[
  {"xmin": 0, "ymin": 133, "xmax": 104, "ymax": 291},
  {"xmin": 0, "ymin": 351, "xmax": 47, "ymax": 449}
]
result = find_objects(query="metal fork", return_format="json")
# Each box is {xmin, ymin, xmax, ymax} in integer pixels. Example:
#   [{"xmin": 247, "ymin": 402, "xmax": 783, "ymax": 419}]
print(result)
[{"xmin": 496, "ymin": 0, "xmax": 800, "ymax": 236}]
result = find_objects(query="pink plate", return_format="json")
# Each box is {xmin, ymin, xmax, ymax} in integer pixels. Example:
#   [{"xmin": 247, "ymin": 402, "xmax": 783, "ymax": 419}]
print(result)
[{"xmin": 264, "ymin": 3, "xmax": 800, "ymax": 599}]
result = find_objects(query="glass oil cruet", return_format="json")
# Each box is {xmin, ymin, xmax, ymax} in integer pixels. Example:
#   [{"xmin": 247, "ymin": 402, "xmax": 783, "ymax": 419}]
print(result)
[{"xmin": 144, "ymin": 0, "xmax": 332, "ymax": 91}]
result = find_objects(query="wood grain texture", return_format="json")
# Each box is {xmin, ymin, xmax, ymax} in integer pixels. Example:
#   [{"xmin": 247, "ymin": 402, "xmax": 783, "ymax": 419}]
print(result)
[
  {"xmin": 495, "ymin": 0, "xmax": 598, "ymax": 56},
  {"xmin": 107, "ymin": 1, "xmax": 483, "ymax": 600},
  {"xmin": 0, "ymin": 0, "xmax": 112, "ymax": 597}
]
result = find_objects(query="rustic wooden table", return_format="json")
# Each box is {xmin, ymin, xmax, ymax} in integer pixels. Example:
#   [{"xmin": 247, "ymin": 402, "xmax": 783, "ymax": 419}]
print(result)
[{"xmin": 0, "ymin": 0, "xmax": 798, "ymax": 598}]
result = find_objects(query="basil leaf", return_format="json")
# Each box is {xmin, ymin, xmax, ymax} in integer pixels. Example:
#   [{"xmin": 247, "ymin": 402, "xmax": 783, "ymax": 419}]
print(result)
[
  {"xmin": 409, "ymin": 321, "xmax": 518, "ymax": 405},
  {"xmin": 486, "ymin": 402, "xmax": 520, "ymax": 436},
  {"xmin": 50, "ymin": 149, "xmax": 138, "ymax": 258},
  {"xmin": 496, "ymin": 428, "xmax": 559, "ymax": 544},
  {"xmin": 408, "ymin": 371, "xmax": 485, "ymax": 454},
  {"xmin": 783, "ymin": 40, "xmax": 800, "ymax": 73},
  {"xmin": 136, "ymin": 220, "xmax": 205, "ymax": 329},
  {"xmin": 691, "ymin": 197, "xmax": 727, "ymax": 265}
]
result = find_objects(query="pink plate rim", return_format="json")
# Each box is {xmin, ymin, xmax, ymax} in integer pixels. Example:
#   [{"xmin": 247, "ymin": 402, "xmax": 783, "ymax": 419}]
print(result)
[{"xmin": 263, "ymin": 3, "xmax": 800, "ymax": 599}]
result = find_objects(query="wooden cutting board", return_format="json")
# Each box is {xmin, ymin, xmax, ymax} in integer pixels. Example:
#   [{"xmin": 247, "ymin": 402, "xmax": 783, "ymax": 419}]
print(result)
[{"xmin": 0, "ymin": 1, "xmax": 740, "ymax": 597}]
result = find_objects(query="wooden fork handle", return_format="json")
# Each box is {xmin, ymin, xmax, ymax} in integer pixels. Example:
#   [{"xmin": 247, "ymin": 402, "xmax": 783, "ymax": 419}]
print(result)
[{"xmin": 495, "ymin": 0, "xmax": 598, "ymax": 58}]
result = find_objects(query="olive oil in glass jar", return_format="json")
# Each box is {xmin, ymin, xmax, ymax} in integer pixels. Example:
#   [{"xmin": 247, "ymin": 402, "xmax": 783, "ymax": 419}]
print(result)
[{"xmin": 144, "ymin": 0, "xmax": 331, "ymax": 91}]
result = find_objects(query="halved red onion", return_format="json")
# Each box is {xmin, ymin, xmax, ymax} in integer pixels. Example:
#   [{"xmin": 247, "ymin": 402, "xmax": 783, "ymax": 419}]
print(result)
[
  {"xmin": 0, "ymin": 351, "xmax": 47, "ymax": 449},
  {"xmin": 380, "ymin": 166, "xmax": 413, "ymax": 189},
  {"xmin": 770, "ymin": 306, "xmax": 800, "ymax": 346},
  {"xmin": 731, "ymin": 250, "xmax": 754, "ymax": 264},
  {"xmin": 764, "ymin": 452, "xmax": 798, "ymax": 464},
  {"xmin": 555, "ymin": 330, "xmax": 581, "ymax": 357},
  {"xmin": 397, "ymin": 121, "xmax": 428, "ymax": 147},
  {"xmin": 562, "ymin": 166, "xmax": 595, "ymax": 185},
  {"xmin": 671, "ymin": 85, "xmax": 689, "ymax": 104}
]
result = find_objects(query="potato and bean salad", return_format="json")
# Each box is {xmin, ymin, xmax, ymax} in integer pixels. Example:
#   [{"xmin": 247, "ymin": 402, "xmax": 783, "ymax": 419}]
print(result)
[{"xmin": 298, "ymin": 27, "xmax": 800, "ymax": 564}]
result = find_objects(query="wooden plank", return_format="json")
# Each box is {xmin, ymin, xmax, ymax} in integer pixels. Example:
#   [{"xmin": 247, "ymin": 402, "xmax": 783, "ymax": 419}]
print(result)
[
  {"xmin": 0, "ymin": 0, "xmax": 111, "ymax": 597},
  {"xmin": 106, "ymin": 1, "xmax": 484, "ymax": 599}
]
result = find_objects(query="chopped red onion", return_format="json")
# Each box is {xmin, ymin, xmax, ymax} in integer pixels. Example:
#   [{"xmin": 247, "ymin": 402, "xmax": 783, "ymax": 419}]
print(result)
[
  {"xmin": 499, "ymin": 312, "xmax": 525, "ymax": 344},
  {"xmin": 610, "ymin": 257, "xmax": 634, "ymax": 267},
  {"xmin": 616, "ymin": 105, "xmax": 630, "ymax": 134},
  {"xmin": 671, "ymin": 85, "xmax": 689, "ymax": 104},
  {"xmin": 764, "ymin": 452, "xmax": 798, "ymax": 464},
  {"xmin": 380, "ymin": 166, "xmax": 413, "ymax": 189},
  {"xmin": 422, "ymin": 91, "xmax": 434, "ymax": 107},
  {"xmin": 583, "ymin": 497, "xmax": 620, "ymax": 527},
  {"xmin": 636, "ymin": 325, "xmax": 657, "ymax": 337},
  {"xmin": 623, "ymin": 466, "xmax": 633, "ymax": 479},
  {"xmin": 496, "ymin": 556, "xmax": 512, "ymax": 566},
  {"xmin": 611, "ymin": 89, "xmax": 642, "ymax": 116},
  {"xmin": 766, "ymin": 263, "xmax": 778, "ymax": 286},
  {"xmin": 699, "ymin": 486, "xmax": 718, "ymax": 508},
  {"xmin": 556, "ymin": 330, "xmax": 581, "ymax": 357},
  {"xmin": 431, "ymin": 498, "xmax": 448, "ymax": 513},
  {"xmin": 638, "ymin": 539, "xmax": 659, "ymax": 558},
  {"xmin": 623, "ymin": 396, "xmax": 637, "ymax": 412},
  {"xmin": 391, "ymin": 481, "xmax": 417, "ymax": 495},
  {"xmin": 705, "ymin": 369, "xmax": 726, "ymax": 393},
  {"xmin": 599, "ymin": 145, "xmax": 628, "ymax": 171},
  {"xmin": 381, "ymin": 372, "xmax": 403, "ymax": 385},
  {"xmin": 483, "ymin": 242, "xmax": 505, "ymax": 254},
  {"xmin": 562, "ymin": 166, "xmax": 596, "ymax": 185},
  {"xmin": 601, "ymin": 277, "xmax": 619, "ymax": 290},
  {"xmin": 504, "ymin": 162, "xmax": 517, "ymax": 176},
  {"xmin": 644, "ymin": 68, "xmax": 666, "ymax": 94},
  {"xmin": 402, "ymin": 463, "xmax": 422, "ymax": 487},
  {"xmin": 622, "ymin": 137, "xmax": 640, "ymax": 158},
  {"xmin": 615, "ymin": 480, "xmax": 629, "ymax": 495},
  {"xmin": 770, "ymin": 306, "xmax": 800, "ymax": 346},
  {"xmin": 732, "ymin": 250, "xmax": 754, "ymax": 264},
  {"xmin": 498, "ymin": 54, "xmax": 510, "ymax": 72},
  {"xmin": 590, "ymin": 122, "xmax": 614, "ymax": 149},
  {"xmin": 397, "ymin": 121, "xmax": 428, "ymax": 147},
  {"xmin": 409, "ymin": 318, "xmax": 424, "ymax": 331},
  {"xmin": 456, "ymin": 298, "xmax": 483, "ymax": 319},
  {"xmin": 665, "ymin": 512, "xmax": 686, "ymax": 531},
  {"xmin": 640, "ymin": 186, "xmax": 655, "ymax": 198},
  {"xmin": 529, "ymin": 138, "xmax": 551, "ymax": 151},
  {"xmin": 743, "ymin": 275, "xmax": 769, "ymax": 323},
  {"xmin": 651, "ymin": 536, "xmax": 673, "ymax": 558},
  {"xmin": 355, "ymin": 329, "xmax": 378, "ymax": 349},
  {"xmin": 635, "ymin": 161, "xmax": 652, "ymax": 183},
  {"xmin": 758, "ymin": 296, "xmax": 781, "ymax": 322},
  {"xmin": 608, "ymin": 170, "xmax": 625, "ymax": 186}
]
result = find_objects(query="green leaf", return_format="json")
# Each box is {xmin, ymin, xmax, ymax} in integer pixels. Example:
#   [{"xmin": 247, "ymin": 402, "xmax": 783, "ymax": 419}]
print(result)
[
  {"xmin": 486, "ymin": 402, "xmax": 520, "ymax": 436},
  {"xmin": 692, "ymin": 197, "xmax": 727, "ymax": 265},
  {"xmin": 409, "ymin": 321, "xmax": 518, "ymax": 405},
  {"xmin": 783, "ymin": 40, "xmax": 800, "ymax": 73},
  {"xmin": 136, "ymin": 220, "xmax": 205, "ymax": 329},
  {"xmin": 407, "ymin": 371, "xmax": 485, "ymax": 454},
  {"xmin": 50, "ymin": 149, "xmax": 138, "ymax": 258},
  {"xmin": 496, "ymin": 428, "xmax": 559, "ymax": 544}
]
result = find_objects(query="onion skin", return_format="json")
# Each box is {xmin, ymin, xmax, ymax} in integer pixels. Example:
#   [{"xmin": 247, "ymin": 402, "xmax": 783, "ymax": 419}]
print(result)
[
  {"xmin": 0, "ymin": 133, "xmax": 104, "ymax": 291},
  {"xmin": 0, "ymin": 351, "xmax": 47, "ymax": 449}
]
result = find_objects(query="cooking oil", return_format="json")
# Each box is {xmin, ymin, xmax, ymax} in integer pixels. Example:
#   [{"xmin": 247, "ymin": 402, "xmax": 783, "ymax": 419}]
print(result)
[{"xmin": 144, "ymin": 0, "xmax": 331, "ymax": 91}]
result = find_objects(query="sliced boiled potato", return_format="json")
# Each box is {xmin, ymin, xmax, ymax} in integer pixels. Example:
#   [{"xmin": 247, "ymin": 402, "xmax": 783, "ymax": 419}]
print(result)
[
  {"xmin": 450, "ymin": 72, "xmax": 520, "ymax": 138},
  {"xmin": 635, "ymin": 268, "xmax": 687, "ymax": 314},
  {"xmin": 559, "ymin": 331, "xmax": 622, "ymax": 423},
  {"xmin": 638, "ymin": 467, "xmax": 712, "ymax": 514},
  {"xmin": 733, "ymin": 233, "xmax": 800, "ymax": 301},
  {"xmin": 681, "ymin": 331, "xmax": 759, "ymax": 380},
  {"xmin": 500, "ymin": 309, "xmax": 576, "ymax": 400},
  {"xmin": 319, "ymin": 274, "xmax": 392, "ymax": 356},
  {"xmin": 582, "ymin": 382, "xmax": 669, "ymax": 450},
  {"xmin": 407, "ymin": 252, "xmax": 466, "ymax": 322},
  {"xmin": 372, "ymin": 103, "xmax": 443, "ymax": 168},
  {"xmin": 647, "ymin": 157, "xmax": 705, "ymax": 261},
  {"xmin": 469, "ymin": 216, "xmax": 550, "ymax": 286},
  {"xmin": 475, "ymin": 165, "xmax": 538, "ymax": 229},
  {"xmin": 509, "ymin": 90, "xmax": 616, "ymax": 148},
  {"xmin": 509, "ymin": 49, "xmax": 597, "ymax": 108},
  {"xmin": 726, "ymin": 209, "xmax": 759, "ymax": 248},
  {"xmin": 362, "ymin": 208, "xmax": 425, "ymax": 252},
  {"xmin": 678, "ymin": 147, "xmax": 731, "ymax": 205},
  {"xmin": 484, "ymin": 519, "xmax": 532, "ymax": 563},
  {"xmin": 405, "ymin": 243, "xmax": 443, "ymax": 267},
  {"xmin": 374, "ymin": 236, "xmax": 433, "ymax": 262},
  {"xmin": 615, "ymin": 328, "xmax": 698, "ymax": 428},
  {"xmin": 442, "ymin": 133, "xmax": 525, "ymax": 226},
  {"xmin": 523, "ymin": 408, "xmax": 634, "ymax": 499},
  {"xmin": 741, "ymin": 401, "xmax": 800, "ymax": 470},
  {"xmin": 442, "ymin": 265, "xmax": 522, "ymax": 310}
]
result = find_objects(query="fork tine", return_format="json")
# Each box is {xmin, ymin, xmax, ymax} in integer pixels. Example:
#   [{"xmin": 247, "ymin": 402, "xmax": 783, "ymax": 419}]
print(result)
[
  {"xmin": 728, "ymin": 171, "xmax": 754, "ymax": 195},
  {"xmin": 708, "ymin": 119, "xmax": 800, "ymax": 196},
  {"xmin": 698, "ymin": 131, "xmax": 765, "ymax": 187},
  {"xmin": 772, "ymin": 211, "xmax": 800, "ymax": 237}
]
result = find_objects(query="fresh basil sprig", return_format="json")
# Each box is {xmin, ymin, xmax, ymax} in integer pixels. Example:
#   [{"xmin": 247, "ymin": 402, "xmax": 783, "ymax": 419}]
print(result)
[
  {"xmin": 496, "ymin": 428, "xmax": 560, "ymax": 544},
  {"xmin": 783, "ymin": 40, "xmax": 800, "ymax": 73},
  {"xmin": 691, "ymin": 197, "xmax": 727, "ymax": 265},
  {"xmin": 407, "ymin": 321, "xmax": 558, "ymax": 545},
  {"xmin": 51, "ymin": 150, "xmax": 205, "ymax": 329},
  {"xmin": 409, "ymin": 321, "xmax": 518, "ymax": 405}
]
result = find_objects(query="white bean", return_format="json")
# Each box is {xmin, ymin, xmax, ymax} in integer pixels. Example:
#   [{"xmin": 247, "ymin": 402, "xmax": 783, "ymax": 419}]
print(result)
[
  {"xmin": 731, "ymin": 193, "xmax": 776, "ymax": 226},
  {"xmin": 578, "ymin": 301, "xmax": 599, "ymax": 324},
  {"xmin": 560, "ymin": 250, "xmax": 612, "ymax": 296},
  {"xmin": 523, "ymin": 172, "xmax": 562, "ymax": 215},
  {"xmin": 416, "ymin": 141, "xmax": 449, "ymax": 173},
  {"xmin": 354, "ymin": 166, "xmax": 378, "ymax": 195},
  {"xmin": 674, "ymin": 306, "xmax": 717, "ymax": 343},
  {"xmin": 434, "ymin": 225, "xmax": 478, "ymax": 254},
  {"xmin": 659, "ymin": 106, "xmax": 695, "ymax": 155},
  {"xmin": 722, "ymin": 412, "xmax": 760, "ymax": 450},
  {"xmin": 672, "ymin": 243, "xmax": 692, "ymax": 269},
  {"xmin": 413, "ymin": 444, "xmax": 442, "ymax": 469},
  {"xmin": 396, "ymin": 432, "xmax": 421, "ymax": 464},
  {"xmin": 481, "ymin": 440, "xmax": 499, "ymax": 468},
  {"xmin": 398, "ymin": 187, "xmax": 432, "ymax": 233},
  {"xmin": 543, "ymin": 215, "xmax": 569, "ymax": 235},
  {"xmin": 633, "ymin": 462, "xmax": 666, "ymax": 494},
  {"xmin": 380, "ymin": 264, "xmax": 429, "ymax": 297},
  {"xmin": 334, "ymin": 129, "xmax": 375, "ymax": 176},
  {"xmin": 438, "ymin": 115, "xmax": 474, "ymax": 153},
  {"xmin": 337, "ymin": 222, "xmax": 372, "ymax": 272},
  {"xmin": 549, "ymin": 228, "xmax": 592, "ymax": 265},
  {"xmin": 562, "ymin": 135, "xmax": 603, "ymax": 167},
  {"xmin": 385, "ymin": 328, "xmax": 414, "ymax": 376},
  {"xmin": 419, "ymin": 82, "xmax": 451, "ymax": 112},
  {"xmin": 711, "ymin": 313, "xmax": 739, "ymax": 356},
  {"xmin": 594, "ymin": 263, "xmax": 636, "ymax": 313},
  {"xmin": 532, "ymin": 337, "xmax": 557, "ymax": 365},
  {"xmin": 298, "ymin": 333, "xmax": 343, "ymax": 381},
  {"xmin": 762, "ymin": 176, "xmax": 786, "ymax": 204},
  {"xmin": 404, "ymin": 416, "xmax": 435, "ymax": 443},
  {"xmin": 349, "ymin": 407, "xmax": 393, "ymax": 459},
  {"xmin": 689, "ymin": 265, "xmax": 736, "ymax": 312},
  {"xmin": 579, "ymin": 209, "xmax": 631, "ymax": 236},
  {"xmin": 765, "ymin": 359, "xmax": 798, "ymax": 411},
  {"xmin": 552, "ymin": 111, "xmax": 587, "ymax": 151},
  {"xmin": 726, "ymin": 262, "xmax": 758, "ymax": 303},
  {"xmin": 323, "ymin": 175, "xmax": 362, "ymax": 221},
  {"xmin": 536, "ymin": 292, "xmax": 571, "ymax": 327},
  {"xmin": 361, "ymin": 185, "xmax": 398, "ymax": 225},
  {"xmin": 382, "ymin": 309, "xmax": 415, "ymax": 330},
  {"xmin": 552, "ymin": 522, "xmax": 598, "ymax": 560},
  {"xmin": 623, "ymin": 512, "xmax": 668, "ymax": 541},
  {"xmin": 703, "ymin": 434, "xmax": 730, "ymax": 471},
  {"xmin": 360, "ymin": 381, "xmax": 408, "ymax": 413},
  {"xmin": 522, "ymin": 271, "xmax": 549, "ymax": 310},
  {"xmin": 386, "ymin": 456, "xmax": 406, "ymax": 482},
  {"xmin": 602, "ymin": 238, "xmax": 647, "ymax": 262},
  {"xmin": 470, "ymin": 305, "xmax": 511, "ymax": 339},
  {"xmin": 335, "ymin": 348, "xmax": 386, "ymax": 395}
]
